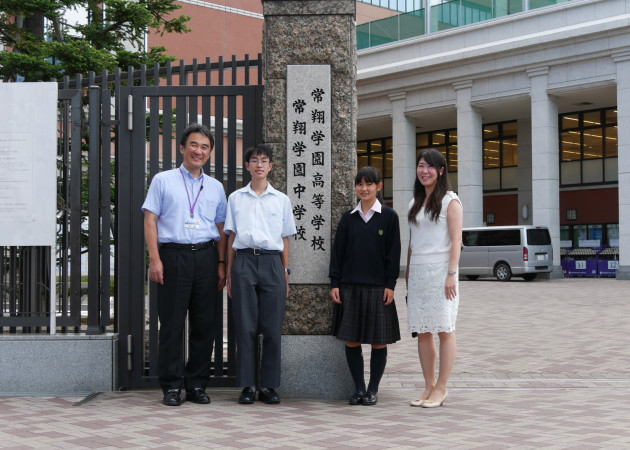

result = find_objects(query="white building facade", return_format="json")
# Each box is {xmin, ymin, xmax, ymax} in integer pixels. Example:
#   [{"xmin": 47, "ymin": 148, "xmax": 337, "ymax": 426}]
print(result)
[{"xmin": 356, "ymin": 0, "xmax": 630, "ymax": 279}]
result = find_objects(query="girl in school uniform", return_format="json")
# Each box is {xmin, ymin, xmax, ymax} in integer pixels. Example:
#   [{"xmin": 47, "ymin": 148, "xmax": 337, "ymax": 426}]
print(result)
[{"xmin": 329, "ymin": 166, "xmax": 401, "ymax": 406}]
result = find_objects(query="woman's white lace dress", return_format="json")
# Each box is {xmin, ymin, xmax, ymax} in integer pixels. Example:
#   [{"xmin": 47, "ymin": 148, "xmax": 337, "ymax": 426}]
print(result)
[{"xmin": 407, "ymin": 191, "xmax": 461, "ymax": 335}]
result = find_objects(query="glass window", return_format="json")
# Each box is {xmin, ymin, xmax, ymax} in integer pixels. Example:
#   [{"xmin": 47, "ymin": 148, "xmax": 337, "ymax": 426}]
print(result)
[
  {"xmin": 605, "ymin": 126, "xmax": 617, "ymax": 157},
  {"xmin": 484, "ymin": 124, "xmax": 499, "ymax": 139},
  {"xmin": 432, "ymin": 132, "xmax": 446, "ymax": 145},
  {"xmin": 559, "ymin": 107, "xmax": 617, "ymax": 186},
  {"xmin": 416, "ymin": 129, "xmax": 458, "ymax": 174},
  {"xmin": 561, "ymin": 114, "xmax": 579, "ymax": 130},
  {"xmin": 358, "ymin": 153, "xmax": 369, "ymax": 169},
  {"xmin": 528, "ymin": 228, "xmax": 551, "ymax": 245},
  {"xmin": 384, "ymin": 151, "xmax": 393, "ymax": 178},
  {"xmin": 483, "ymin": 168, "xmax": 500, "ymax": 190},
  {"xmin": 607, "ymin": 224, "xmax": 619, "ymax": 246},
  {"xmin": 582, "ymin": 159, "xmax": 603, "ymax": 184},
  {"xmin": 482, "ymin": 121, "xmax": 518, "ymax": 191},
  {"xmin": 501, "ymin": 166, "xmax": 518, "ymax": 190},
  {"xmin": 605, "ymin": 158, "xmax": 618, "ymax": 182},
  {"xmin": 583, "ymin": 128, "xmax": 603, "ymax": 159},
  {"xmin": 449, "ymin": 144, "xmax": 458, "ymax": 173},
  {"xmin": 561, "ymin": 161, "xmax": 581, "ymax": 185},
  {"xmin": 371, "ymin": 153, "xmax": 383, "ymax": 172},
  {"xmin": 356, "ymin": 138, "xmax": 392, "ymax": 200},
  {"xmin": 561, "ymin": 131, "xmax": 581, "ymax": 161},
  {"xmin": 583, "ymin": 111, "xmax": 601, "ymax": 127},
  {"xmin": 484, "ymin": 140, "xmax": 500, "ymax": 168},
  {"xmin": 502, "ymin": 121, "xmax": 517, "ymax": 136},
  {"xmin": 588, "ymin": 224, "xmax": 603, "ymax": 245},
  {"xmin": 502, "ymin": 137, "xmax": 518, "ymax": 167}
]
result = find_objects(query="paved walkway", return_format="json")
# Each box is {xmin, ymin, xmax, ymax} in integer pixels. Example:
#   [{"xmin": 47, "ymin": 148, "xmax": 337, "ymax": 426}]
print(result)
[{"xmin": 2, "ymin": 278, "xmax": 630, "ymax": 449}]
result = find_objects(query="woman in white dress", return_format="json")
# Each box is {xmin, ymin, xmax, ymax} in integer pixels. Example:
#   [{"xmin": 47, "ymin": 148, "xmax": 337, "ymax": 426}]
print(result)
[{"xmin": 406, "ymin": 148, "xmax": 463, "ymax": 408}]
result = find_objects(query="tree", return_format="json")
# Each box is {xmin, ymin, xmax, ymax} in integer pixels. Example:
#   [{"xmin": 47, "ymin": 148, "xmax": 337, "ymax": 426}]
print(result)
[{"xmin": 0, "ymin": 0, "xmax": 191, "ymax": 82}]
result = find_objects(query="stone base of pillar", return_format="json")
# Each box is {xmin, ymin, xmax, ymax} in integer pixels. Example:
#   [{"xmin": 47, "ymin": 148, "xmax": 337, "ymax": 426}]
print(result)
[
  {"xmin": 615, "ymin": 266, "xmax": 630, "ymax": 280},
  {"xmin": 538, "ymin": 266, "xmax": 564, "ymax": 280},
  {"xmin": 278, "ymin": 335, "xmax": 354, "ymax": 400}
]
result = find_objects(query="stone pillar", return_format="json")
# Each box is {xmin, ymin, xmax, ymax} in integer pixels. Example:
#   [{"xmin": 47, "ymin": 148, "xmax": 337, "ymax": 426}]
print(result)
[
  {"xmin": 527, "ymin": 66, "xmax": 563, "ymax": 278},
  {"xmin": 454, "ymin": 80, "xmax": 483, "ymax": 227},
  {"xmin": 389, "ymin": 92, "xmax": 417, "ymax": 273},
  {"xmin": 263, "ymin": 0, "xmax": 356, "ymax": 398},
  {"xmin": 613, "ymin": 50, "xmax": 630, "ymax": 280},
  {"xmin": 517, "ymin": 117, "xmax": 533, "ymax": 226}
]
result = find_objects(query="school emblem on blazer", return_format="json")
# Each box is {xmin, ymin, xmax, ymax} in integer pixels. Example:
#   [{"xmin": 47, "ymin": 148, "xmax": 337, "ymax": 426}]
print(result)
[{"xmin": 379, "ymin": 229, "xmax": 384, "ymax": 235}]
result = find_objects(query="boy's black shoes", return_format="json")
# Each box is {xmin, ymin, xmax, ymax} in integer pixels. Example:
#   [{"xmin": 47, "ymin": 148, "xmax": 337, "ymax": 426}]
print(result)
[
  {"xmin": 238, "ymin": 387, "xmax": 256, "ymax": 404},
  {"xmin": 258, "ymin": 387, "xmax": 281, "ymax": 404}
]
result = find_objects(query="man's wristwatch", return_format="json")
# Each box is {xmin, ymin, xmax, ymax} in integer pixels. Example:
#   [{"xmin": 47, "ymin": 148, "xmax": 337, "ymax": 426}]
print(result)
[{"xmin": 284, "ymin": 268, "xmax": 291, "ymax": 275}]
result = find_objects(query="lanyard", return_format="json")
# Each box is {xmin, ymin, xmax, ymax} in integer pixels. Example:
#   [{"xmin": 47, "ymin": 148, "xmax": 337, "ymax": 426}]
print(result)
[{"xmin": 180, "ymin": 168, "xmax": 204, "ymax": 218}]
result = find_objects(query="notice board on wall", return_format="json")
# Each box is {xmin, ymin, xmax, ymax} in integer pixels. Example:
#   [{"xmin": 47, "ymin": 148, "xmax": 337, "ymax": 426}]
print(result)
[{"xmin": 0, "ymin": 83, "xmax": 57, "ymax": 246}]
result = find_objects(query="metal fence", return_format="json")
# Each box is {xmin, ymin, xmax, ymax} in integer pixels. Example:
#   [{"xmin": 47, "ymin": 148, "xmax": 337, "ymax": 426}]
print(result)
[{"xmin": 0, "ymin": 55, "xmax": 263, "ymax": 340}]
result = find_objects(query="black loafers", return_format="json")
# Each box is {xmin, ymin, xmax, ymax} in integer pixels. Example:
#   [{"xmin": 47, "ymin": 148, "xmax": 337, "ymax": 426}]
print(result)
[
  {"xmin": 238, "ymin": 387, "xmax": 256, "ymax": 404},
  {"xmin": 162, "ymin": 389, "xmax": 182, "ymax": 406},
  {"xmin": 258, "ymin": 387, "xmax": 281, "ymax": 404},
  {"xmin": 349, "ymin": 390, "xmax": 365, "ymax": 405},
  {"xmin": 186, "ymin": 387, "xmax": 211, "ymax": 404},
  {"xmin": 362, "ymin": 391, "xmax": 378, "ymax": 406}
]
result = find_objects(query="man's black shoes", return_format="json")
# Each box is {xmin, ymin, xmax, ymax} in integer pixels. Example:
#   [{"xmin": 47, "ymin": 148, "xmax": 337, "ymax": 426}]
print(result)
[
  {"xmin": 238, "ymin": 387, "xmax": 256, "ymax": 404},
  {"xmin": 258, "ymin": 387, "xmax": 281, "ymax": 404},
  {"xmin": 162, "ymin": 389, "xmax": 182, "ymax": 406},
  {"xmin": 186, "ymin": 387, "xmax": 211, "ymax": 404}
]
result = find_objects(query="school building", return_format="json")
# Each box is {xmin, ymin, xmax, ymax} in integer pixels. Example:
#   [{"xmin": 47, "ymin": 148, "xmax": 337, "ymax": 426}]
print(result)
[{"xmin": 150, "ymin": 0, "xmax": 630, "ymax": 278}]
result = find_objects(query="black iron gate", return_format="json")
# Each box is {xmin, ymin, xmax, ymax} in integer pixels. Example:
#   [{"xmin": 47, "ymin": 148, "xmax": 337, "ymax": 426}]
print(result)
[{"xmin": 117, "ymin": 83, "xmax": 263, "ymax": 389}]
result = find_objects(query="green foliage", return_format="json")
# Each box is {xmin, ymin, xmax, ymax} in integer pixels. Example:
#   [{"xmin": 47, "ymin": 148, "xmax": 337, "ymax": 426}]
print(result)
[{"xmin": 0, "ymin": 0, "xmax": 191, "ymax": 81}]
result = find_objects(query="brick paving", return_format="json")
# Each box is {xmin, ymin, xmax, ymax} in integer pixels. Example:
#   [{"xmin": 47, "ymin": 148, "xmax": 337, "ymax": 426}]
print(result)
[{"xmin": 2, "ymin": 278, "xmax": 630, "ymax": 449}]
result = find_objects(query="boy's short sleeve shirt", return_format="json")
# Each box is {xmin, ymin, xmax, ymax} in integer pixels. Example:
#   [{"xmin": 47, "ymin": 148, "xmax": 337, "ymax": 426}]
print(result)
[{"xmin": 225, "ymin": 182, "xmax": 297, "ymax": 251}]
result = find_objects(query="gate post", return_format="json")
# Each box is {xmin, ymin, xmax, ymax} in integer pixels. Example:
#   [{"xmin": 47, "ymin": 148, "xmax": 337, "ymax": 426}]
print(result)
[{"xmin": 262, "ymin": 0, "xmax": 357, "ymax": 399}]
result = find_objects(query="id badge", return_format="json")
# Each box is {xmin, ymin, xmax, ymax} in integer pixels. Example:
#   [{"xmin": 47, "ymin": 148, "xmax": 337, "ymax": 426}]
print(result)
[{"xmin": 184, "ymin": 216, "xmax": 200, "ymax": 229}]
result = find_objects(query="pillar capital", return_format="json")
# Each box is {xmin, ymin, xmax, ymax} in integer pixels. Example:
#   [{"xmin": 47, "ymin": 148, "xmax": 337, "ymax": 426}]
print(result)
[
  {"xmin": 612, "ymin": 49, "xmax": 630, "ymax": 64},
  {"xmin": 388, "ymin": 91, "xmax": 407, "ymax": 102},
  {"xmin": 453, "ymin": 80, "xmax": 473, "ymax": 91},
  {"xmin": 526, "ymin": 66, "xmax": 550, "ymax": 78}
]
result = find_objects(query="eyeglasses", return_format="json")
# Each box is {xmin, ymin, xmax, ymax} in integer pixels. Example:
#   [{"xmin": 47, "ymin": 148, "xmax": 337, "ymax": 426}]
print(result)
[{"xmin": 249, "ymin": 159, "xmax": 270, "ymax": 166}]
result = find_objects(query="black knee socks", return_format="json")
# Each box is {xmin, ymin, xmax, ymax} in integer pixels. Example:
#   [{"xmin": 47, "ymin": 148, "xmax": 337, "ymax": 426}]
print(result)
[
  {"xmin": 367, "ymin": 347, "xmax": 387, "ymax": 394},
  {"xmin": 345, "ymin": 345, "xmax": 366, "ymax": 393}
]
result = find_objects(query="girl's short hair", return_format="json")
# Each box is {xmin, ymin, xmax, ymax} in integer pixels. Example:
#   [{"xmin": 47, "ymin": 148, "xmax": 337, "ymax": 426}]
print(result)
[{"xmin": 354, "ymin": 166, "xmax": 381, "ymax": 185}]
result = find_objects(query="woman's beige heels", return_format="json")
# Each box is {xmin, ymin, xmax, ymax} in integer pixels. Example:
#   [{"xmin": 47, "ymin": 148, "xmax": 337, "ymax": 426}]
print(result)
[
  {"xmin": 410, "ymin": 398, "xmax": 425, "ymax": 407},
  {"xmin": 421, "ymin": 390, "xmax": 448, "ymax": 408}
]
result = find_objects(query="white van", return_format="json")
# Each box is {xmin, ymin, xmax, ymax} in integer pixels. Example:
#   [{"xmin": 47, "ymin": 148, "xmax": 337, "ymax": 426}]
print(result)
[{"xmin": 459, "ymin": 226, "xmax": 552, "ymax": 281}]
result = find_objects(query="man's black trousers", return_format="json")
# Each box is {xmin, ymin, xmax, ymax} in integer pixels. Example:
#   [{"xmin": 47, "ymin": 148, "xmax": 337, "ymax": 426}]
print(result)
[{"xmin": 156, "ymin": 244, "xmax": 219, "ymax": 391}]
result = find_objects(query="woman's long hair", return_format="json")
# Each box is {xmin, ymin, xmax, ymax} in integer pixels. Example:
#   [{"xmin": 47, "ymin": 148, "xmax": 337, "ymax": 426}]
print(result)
[{"xmin": 408, "ymin": 148, "xmax": 452, "ymax": 224}]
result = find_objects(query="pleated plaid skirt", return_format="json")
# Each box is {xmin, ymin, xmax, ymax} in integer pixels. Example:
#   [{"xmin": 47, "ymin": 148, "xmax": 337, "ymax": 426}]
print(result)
[{"xmin": 331, "ymin": 283, "xmax": 401, "ymax": 345}]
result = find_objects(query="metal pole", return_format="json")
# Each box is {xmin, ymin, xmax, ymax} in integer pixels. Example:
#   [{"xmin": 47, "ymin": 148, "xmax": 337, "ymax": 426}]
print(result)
[{"xmin": 49, "ymin": 246, "xmax": 56, "ymax": 334}]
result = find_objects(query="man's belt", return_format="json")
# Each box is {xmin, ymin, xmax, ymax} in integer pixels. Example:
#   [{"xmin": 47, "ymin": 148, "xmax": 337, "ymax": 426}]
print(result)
[
  {"xmin": 160, "ymin": 241, "xmax": 215, "ymax": 251},
  {"xmin": 238, "ymin": 248, "xmax": 281, "ymax": 255}
]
